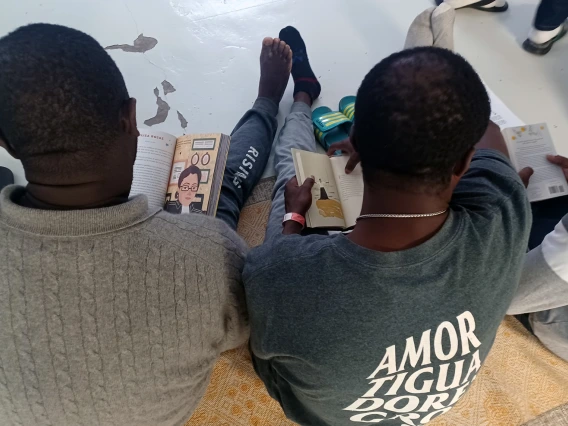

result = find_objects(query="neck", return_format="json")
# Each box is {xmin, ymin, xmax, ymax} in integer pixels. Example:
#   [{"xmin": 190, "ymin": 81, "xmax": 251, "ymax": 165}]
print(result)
[
  {"xmin": 348, "ymin": 184, "xmax": 450, "ymax": 252},
  {"xmin": 22, "ymin": 180, "xmax": 130, "ymax": 210}
]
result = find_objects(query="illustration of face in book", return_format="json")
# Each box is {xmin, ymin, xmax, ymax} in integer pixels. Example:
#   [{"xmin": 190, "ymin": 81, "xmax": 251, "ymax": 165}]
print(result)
[
  {"xmin": 165, "ymin": 165, "xmax": 204, "ymax": 214},
  {"xmin": 315, "ymin": 178, "xmax": 344, "ymax": 219}
]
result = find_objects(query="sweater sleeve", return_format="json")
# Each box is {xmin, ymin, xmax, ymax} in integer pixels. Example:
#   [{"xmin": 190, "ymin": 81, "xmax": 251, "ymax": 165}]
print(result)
[
  {"xmin": 508, "ymin": 214, "xmax": 568, "ymax": 315},
  {"xmin": 216, "ymin": 224, "xmax": 250, "ymax": 353}
]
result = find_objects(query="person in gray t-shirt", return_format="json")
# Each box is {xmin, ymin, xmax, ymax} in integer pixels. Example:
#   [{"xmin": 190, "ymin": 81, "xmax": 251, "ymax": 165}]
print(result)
[{"xmin": 244, "ymin": 45, "xmax": 532, "ymax": 425}]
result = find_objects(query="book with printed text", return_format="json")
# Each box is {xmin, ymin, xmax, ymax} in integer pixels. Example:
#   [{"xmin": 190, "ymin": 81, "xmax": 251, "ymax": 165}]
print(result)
[
  {"xmin": 130, "ymin": 129, "xmax": 231, "ymax": 215},
  {"xmin": 292, "ymin": 148, "xmax": 364, "ymax": 230},
  {"xmin": 502, "ymin": 123, "xmax": 567, "ymax": 202}
]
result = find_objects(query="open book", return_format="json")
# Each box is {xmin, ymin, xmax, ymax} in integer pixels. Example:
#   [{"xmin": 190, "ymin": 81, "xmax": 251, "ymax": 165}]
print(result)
[
  {"xmin": 487, "ymin": 87, "xmax": 567, "ymax": 202},
  {"xmin": 293, "ymin": 148, "xmax": 364, "ymax": 229},
  {"xmin": 503, "ymin": 123, "xmax": 567, "ymax": 202},
  {"xmin": 130, "ymin": 129, "xmax": 230, "ymax": 215}
]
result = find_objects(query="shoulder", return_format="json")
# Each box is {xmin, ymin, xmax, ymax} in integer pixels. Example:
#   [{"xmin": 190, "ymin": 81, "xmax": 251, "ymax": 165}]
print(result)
[
  {"xmin": 453, "ymin": 149, "xmax": 530, "ymax": 217},
  {"xmin": 452, "ymin": 150, "xmax": 532, "ymax": 252},
  {"xmin": 244, "ymin": 233, "xmax": 336, "ymax": 283},
  {"xmin": 462, "ymin": 149, "xmax": 525, "ymax": 193},
  {"xmin": 141, "ymin": 211, "xmax": 248, "ymax": 262}
]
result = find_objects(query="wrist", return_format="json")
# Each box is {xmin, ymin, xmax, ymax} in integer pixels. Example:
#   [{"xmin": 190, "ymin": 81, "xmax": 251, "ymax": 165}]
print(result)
[
  {"xmin": 282, "ymin": 212, "xmax": 306, "ymax": 235},
  {"xmin": 283, "ymin": 220, "xmax": 304, "ymax": 235}
]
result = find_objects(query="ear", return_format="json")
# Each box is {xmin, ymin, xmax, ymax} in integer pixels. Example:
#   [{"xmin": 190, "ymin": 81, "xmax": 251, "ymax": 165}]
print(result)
[
  {"xmin": 175, "ymin": 191, "xmax": 179, "ymax": 199},
  {"xmin": 120, "ymin": 98, "xmax": 139, "ymax": 138},
  {"xmin": 453, "ymin": 148, "xmax": 475, "ymax": 179},
  {"xmin": 0, "ymin": 132, "xmax": 19, "ymax": 159}
]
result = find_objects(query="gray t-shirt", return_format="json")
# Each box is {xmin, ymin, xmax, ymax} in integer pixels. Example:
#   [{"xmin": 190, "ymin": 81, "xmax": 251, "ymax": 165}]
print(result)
[{"xmin": 243, "ymin": 150, "xmax": 531, "ymax": 426}]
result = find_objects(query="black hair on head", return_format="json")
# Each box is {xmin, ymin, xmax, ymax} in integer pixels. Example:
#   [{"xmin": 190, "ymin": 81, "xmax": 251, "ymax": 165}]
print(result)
[
  {"xmin": 354, "ymin": 47, "xmax": 490, "ymax": 192},
  {"xmin": 0, "ymin": 23, "xmax": 129, "ymax": 175},
  {"xmin": 178, "ymin": 165, "xmax": 202, "ymax": 187}
]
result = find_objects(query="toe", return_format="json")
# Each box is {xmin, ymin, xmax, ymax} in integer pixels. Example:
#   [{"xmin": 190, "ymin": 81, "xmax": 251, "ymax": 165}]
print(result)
[
  {"xmin": 278, "ymin": 40, "xmax": 287, "ymax": 55},
  {"xmin": 282, "ymin": 43, "xmax": 292, "ymax": 60},
  {"xmin": 272, "ymin": 38, "xmax": 281, "ymax": 53},
  {"xmin": 262, "ymin": 37, "xmax": 274, "ymax": 49}
]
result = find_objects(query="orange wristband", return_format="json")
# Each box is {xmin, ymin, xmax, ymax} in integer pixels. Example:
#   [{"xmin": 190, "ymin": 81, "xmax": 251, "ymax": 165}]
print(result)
[{"xmin": 283, "ymin": 212, "xmax": 306, "ymax": 229}]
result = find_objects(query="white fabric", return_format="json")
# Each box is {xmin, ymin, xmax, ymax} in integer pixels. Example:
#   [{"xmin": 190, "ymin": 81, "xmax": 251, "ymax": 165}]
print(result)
[
  {"xmin": 542, "ymin": 219, "xmax": 568, "ymax": 282},
  {"xmin": 433, "ymin": 2, "xmax": 453, "ymax": 18},
  {"xmin": 479, "ymin": 0, "xmax": 507, "ymax": 9},
  {"xmin": 405, "ymin": 4, "xmax": 456, "ymax": 50},
  {"xmin": 444, "ymin": 0, "xmax": 479, "ymax": 7},
  {"xmin": 529, "ymin": 26, "xmax": 563, "ymax": 44},
  {"xmin": 508, "ymin": 244, "xmax": 568, "ymax": 315},
  {"xmin": 182, "ymin": 204, "xmax": 190, "ymax": 214},
  {"xmin": 444, "ymin": 0, "xmax": 505, "ymax": 9}
]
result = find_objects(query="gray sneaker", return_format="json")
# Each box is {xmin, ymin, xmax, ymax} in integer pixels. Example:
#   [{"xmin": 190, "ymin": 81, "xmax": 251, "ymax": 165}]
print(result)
[
  {"xmin": 523, "ymin": 23, "xmax": 568, "ymax": 56},
  {"xmin": 435, "ymin": 0, "xmax": 508, "ymax": 12}
]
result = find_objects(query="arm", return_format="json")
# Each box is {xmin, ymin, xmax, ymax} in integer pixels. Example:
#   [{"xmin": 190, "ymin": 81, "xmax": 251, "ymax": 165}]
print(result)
[
  {"xmin": 475, "ymin": 121, "xmax": 510, "ymax": 158},
  {"xmin": 475, "ymin": 121, "xmax": 539, "ymax": 185},
  {"xmin": 508, "ymin": 215, "xmax": 568, "ymax": 315},
  {"xmin": 282, "ymin": 176, "xmax": 315, "ymax": 235},
  {"xmin": 508, "ymin": 156, "xmax": 568, "ymax": 314}
]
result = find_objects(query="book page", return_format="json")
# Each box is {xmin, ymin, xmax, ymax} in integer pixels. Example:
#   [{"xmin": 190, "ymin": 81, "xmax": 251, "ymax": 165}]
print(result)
[
  {"xmin": 485, "ymin": 86, "xmax": 524, "ymax": 129},
  {"xmin": 504, "ymin": 123, "xmax": 568, "ymax": 202},
  {"xmin": 164, "ymin": 134, "xmax": 229, "ymax": 216},
  {"xmin": 292, "ymin": 149, "xmax": 346, "ymax": 228},
  {"xmin": 130, "ymin": 129, "xmax": 177, "ymax": 210},
  {"xmin": 330, "ymin": 155, "xmax": 364, "ymax": 228}
]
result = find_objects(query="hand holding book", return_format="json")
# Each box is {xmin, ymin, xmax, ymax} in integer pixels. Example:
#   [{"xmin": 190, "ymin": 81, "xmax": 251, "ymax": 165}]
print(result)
[
  {"xmin": 546, "ymin": 155, "xmax": 568, "ymax": 180},
  {"xmin": 326, "ymin": 139, "xmax": 360, "ymax": 174}
]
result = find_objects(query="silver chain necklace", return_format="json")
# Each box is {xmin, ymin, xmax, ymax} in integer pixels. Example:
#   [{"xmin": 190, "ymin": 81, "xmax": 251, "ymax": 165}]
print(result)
[{"xmin": 356, "ymin": 209, "xmax": 448, "ymax": 222}]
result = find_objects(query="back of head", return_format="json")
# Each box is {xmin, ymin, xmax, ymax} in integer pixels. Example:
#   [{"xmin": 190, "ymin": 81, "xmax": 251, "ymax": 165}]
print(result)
[
  {"xmin": 0, "ymin": 24, "xmax": 129, "ymax": 182},
  {"xmin": 354, "ymin": 47, "xmax": 490, "ymax": 193}
]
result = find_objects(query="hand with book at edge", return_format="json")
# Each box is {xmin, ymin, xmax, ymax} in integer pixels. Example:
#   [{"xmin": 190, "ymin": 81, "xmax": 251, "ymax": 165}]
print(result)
[
  {"xmin": 546, "ymin": 155, "xmax": 568, "ymax": 180},
  {"xmin": 283, "ymin": 176, "xmax": 315, "ymax": 235},
  {"xmin": 520, "ymin": 155, "xmax": 568, "ymax": 189},
  {"xmin": 327, "ymin": 138, "xmax": 360, "ymax": 175}
]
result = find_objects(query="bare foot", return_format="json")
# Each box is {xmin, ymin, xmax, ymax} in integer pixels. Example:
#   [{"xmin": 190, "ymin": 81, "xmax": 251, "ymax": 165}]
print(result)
[{"xmin": 258, "ymin": 37, "xmax": 292, "ymax": 105}]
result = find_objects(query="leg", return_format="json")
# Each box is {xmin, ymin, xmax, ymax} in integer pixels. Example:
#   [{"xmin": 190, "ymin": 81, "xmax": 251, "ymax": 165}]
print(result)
[
  {"xmin": 216, "ymin": 37, "xmax": 292, "ymax": 230},
  {"xmin": 263, "ymin": 27, "xmax": 322, "ymax": 240},
  {"xmin": 523, "ymin": 0, "xmax": 568, "ymax": 54},
  {"xmin": 216, "ymin": 98, "xmax": 278, "ymax": 229},
  {"xmin": 534, "ymin": 0, "xmax": 568, "ymax": 31},
  {"xmin": 265, "ymin": 93, "xmax": 316, "ymax": 242},
  {"xmin": 405, "ymin": 4, "xmax": 455, "ymax": 51},
  {"xmin": 529, "ymin": 195, "xmax": 568, "ymax": 249},
  {"xmin": 530, "ymin": 307, "xmax": 568, "ymax": 362},
  {"xmin": 518, "ymin": 196, "xmax": 568, "ymax": 337}
]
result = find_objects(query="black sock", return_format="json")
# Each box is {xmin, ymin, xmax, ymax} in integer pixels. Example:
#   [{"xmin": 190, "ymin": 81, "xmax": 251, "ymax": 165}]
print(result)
[{"xmin": 278, "ymin": 26, "xmax": 321, "ymax": 101}]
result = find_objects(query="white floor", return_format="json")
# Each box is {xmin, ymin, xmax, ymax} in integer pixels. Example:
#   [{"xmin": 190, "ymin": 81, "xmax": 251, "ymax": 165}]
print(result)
[{"xmin": 1, "ymin": 0, "xmax": 567, "ymax": 185}]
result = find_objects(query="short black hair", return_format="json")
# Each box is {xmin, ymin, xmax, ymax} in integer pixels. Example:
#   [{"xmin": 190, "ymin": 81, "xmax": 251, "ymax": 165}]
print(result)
[
  {"xmin": 0, "ymin": 24, "xmax": 129, "ymax": 175},
  {"xmin": 178, "ymin": 165, "xmax": 202, "ymax": 187},
  {"xmin": 354, "ymin": 47, "xmax": 490, "ymax": 192}
]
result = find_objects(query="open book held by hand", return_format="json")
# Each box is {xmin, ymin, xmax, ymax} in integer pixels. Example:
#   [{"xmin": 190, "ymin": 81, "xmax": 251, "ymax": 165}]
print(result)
[
  {"xmin": 130, "ymin": 129, "xmax": 230, "ymax": 215},
  {"xmin": 292, "ymin": 148, "xmax": 364, "ymax": 230},
  {"xmin": 503, "ymin": 123, "xmax": 567, "ymax": 202}
]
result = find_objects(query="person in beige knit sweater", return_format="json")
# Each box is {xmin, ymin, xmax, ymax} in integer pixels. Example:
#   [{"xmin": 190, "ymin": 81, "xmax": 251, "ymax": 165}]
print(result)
[{"xmin": 0, "ymin": 23, "xmax": 293, "ymax": 425}]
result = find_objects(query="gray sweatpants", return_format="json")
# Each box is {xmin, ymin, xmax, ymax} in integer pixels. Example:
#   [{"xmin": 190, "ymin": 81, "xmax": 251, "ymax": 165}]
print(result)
[
  {"xmin": 217, "ymin": 98, "xmax": 279, "ymax": 229},
  {"xmin": 265, "ymin": 102, "xmax": 315, "ymax": 242},
  {"xmin": 531, "ymin": 307, "xmax": 568, "ymax": 362}
]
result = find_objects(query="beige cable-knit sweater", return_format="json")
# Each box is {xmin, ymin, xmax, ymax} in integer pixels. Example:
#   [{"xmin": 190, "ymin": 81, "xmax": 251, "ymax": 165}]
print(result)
[{"xmin": 0, "ymin": 186, "xmax": 249, "ymax": 426}]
